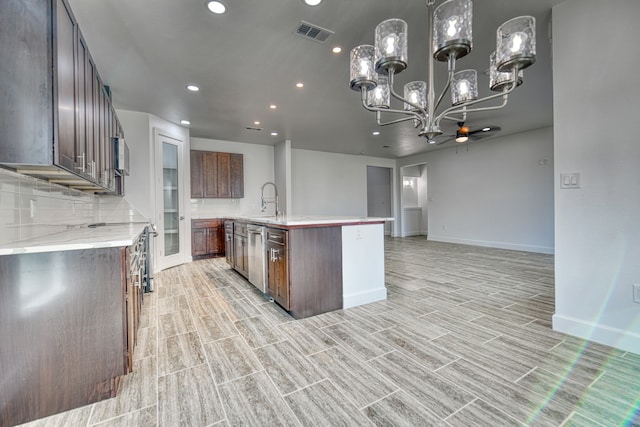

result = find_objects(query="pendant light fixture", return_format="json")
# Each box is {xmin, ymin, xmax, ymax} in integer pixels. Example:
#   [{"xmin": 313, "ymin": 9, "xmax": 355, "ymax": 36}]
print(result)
[{"xmin": 349, "ymin": 0, "xmax": 536, "ymax": 143}]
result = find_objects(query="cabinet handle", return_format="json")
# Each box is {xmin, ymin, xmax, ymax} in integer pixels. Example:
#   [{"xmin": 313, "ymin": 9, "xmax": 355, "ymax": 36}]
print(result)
[{"xmin": 76, "ymin": 153, "xmax": 85, "ymax": 172}]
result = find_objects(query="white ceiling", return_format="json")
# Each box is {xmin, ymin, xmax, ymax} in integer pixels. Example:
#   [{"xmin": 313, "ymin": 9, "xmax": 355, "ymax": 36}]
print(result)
[{"xmin": 68, "ymin": 0, "xmax": 563, "ymax": 159}]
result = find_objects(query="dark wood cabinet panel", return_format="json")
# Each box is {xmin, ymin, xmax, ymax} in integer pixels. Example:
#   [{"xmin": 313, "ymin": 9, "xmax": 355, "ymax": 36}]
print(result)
[
  {"xmin": 216, "ymin": 152, "xmax": 231, "ymax": 198},
  {"xmin": 203, "ymin": 151, "xmax": 218, "ymax": 197},
  {"xmin": 191, "ymin": 219, "xmax": 225, "ymax": 260},
  {"xmin": 55, "ymin": 0, "xmax": 77, "ymax": 172},
  {"xmin": 266, "ymin": 228, "xmax": 289, "ymax": 310},
  {"xmin": 230, "ymin": 153, "xmax": 244, "ymax": 198},
  {"xmin": 0, "ymin": 247, "xmax": 128, "ymax": 426},
  {"xmin": 190, "ymin": 150, "xmax": 203, "ymax": 198},
  {"xmin": 190, "ymin": 150, "xmax": 243, "ymax": 199}
]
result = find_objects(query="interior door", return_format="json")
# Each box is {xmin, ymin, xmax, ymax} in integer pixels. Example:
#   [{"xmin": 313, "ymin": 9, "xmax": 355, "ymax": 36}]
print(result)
[{"xmin": 154, "ymin": 130, "xmax": 187, "ymax": 270}]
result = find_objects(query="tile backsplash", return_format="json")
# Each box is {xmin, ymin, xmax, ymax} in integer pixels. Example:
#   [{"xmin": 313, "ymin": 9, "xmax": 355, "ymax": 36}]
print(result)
[{"xmin": 0, "ymin": 167, "xmax": 146, "ymax": 245}]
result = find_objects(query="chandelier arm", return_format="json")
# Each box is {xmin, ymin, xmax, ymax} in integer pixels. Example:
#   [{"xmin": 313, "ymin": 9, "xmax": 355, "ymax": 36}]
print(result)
[
  {"xmin": 360, "ymin": 86, "xmax": 424, "ymax": 126},
  {"xmin": 376, "ymin": 112, "xmax": 420, "ymax": 127},
  {"xmin": 387, "ymin": 71, "xmax": 428, "ymax": 127},
  {"xmin": 446, "ymin": 96, "xmax": 508, "ymax": 116},
  {"xmin": 435, "ymin": 83, "xmax": 516, "ymax": 127}
]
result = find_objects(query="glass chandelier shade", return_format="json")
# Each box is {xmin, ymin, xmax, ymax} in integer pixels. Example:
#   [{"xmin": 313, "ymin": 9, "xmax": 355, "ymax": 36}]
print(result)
[
  {"xmin": 374, "ymin": 19, "xmax": 408, "ymax": 74},
  {"xmin": 496, "ymin": 16, "xmax": 536, "ymax": 72},
  {"xmin": 489, "ymin": 51, "xmax": 523, "ymax": 91},
  {"xmin": 349, "ymin": 45, "xmax": 377, "ymax": 91},
  {"xmin": 451, "ymin": 70, "xmax": 477, "ymax": 105},
  {"xmin": 367, "ymin": 75, "xmax": 391, "ymax": 108},
  {"xmin": 433, "ymin": 0, "xmax": 472, "ymax": 61},
  {"xmin": 403, "ymin": 81, "xmax": 427, "ymax": 111}
]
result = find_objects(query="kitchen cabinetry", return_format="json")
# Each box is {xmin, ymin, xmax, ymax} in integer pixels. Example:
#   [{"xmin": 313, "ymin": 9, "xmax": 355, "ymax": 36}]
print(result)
[
  {"xmin": 190, "ymin": 150, "xmax": 244, "ymax": 198},
  {"xmin": 0, "ymin": 0, "xmax": 123, "ymax": 193},
  {"xmin": 233, "ymin": 222, "xmax": 249, "ymax": 278},
  {"xmin": 266, "ymin": 228, "xmax": 290, "ymax": 310},
  {"xmin": 225, "ymin": 221, "xmax": 234, "ymax": 266},
  {"xmin": 0, "ymin": 235, "xmax": 145, "ymax": 426},
  {"xmin": 191, "ymin": 219, "xmax": 225, "ymax": 260}
]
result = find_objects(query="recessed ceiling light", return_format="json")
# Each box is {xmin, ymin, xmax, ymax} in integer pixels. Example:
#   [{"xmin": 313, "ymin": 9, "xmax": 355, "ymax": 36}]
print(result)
[
  {"xmin": 296, "ymin": 82, "xmax": 304, "ymax": 88},
  {"xmin": 181, "ymin": 120, "xmax": 191, "ymax": 125},
  {"xmin": 186, "ymin": 84, "xmax": 199, "ymax": 92},
  {"xmin": 332, "ymin": 46, "xmax": 342, "ymax": 54},
  {"xmin": 206, "ymin": 0, "xmax": 226, "ymax": 14},
  {"xmin": 372, "ymin": 131, "xmax": 380, "ymax": 136},
  {"xmin": 269, "ymin": 104, "xmax": 277, "ymax": 109},
  {"xmin": 271, "ymin": 132, "xmax": 278, "ymax": 136},
  {"xmin": 303, "ymin": 0, "xmax": 322, "ymax": 5},
  {"xmin": 254, "ymin": 121, "xmax": 261, "ymax": 125}
]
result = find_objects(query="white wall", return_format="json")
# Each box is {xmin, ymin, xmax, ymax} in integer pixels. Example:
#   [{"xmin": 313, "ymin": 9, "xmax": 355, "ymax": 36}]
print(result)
[
  {"xmin": 118, "ymin": 110, "xmax": 190, "ymax": 221},
  {"xmin": 552, "ymin": 0, "xmax": 640, "ymax": 354},
  {"xmin": 290, "ymin": 149, "xmax": 396, "ymax": 217},
  {"xmin": 398, "ymin": 127, "xmax": 554, "ymax": 253},
  {"xmin": 190, "ymin": 138, "xmax": 275, "ymax": 218}
]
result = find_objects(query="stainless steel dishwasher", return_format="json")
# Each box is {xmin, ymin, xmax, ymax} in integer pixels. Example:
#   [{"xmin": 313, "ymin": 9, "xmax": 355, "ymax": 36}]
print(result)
[{"xmin": 247, "ymin": 224, "xmax": 266, "ymax": 293}]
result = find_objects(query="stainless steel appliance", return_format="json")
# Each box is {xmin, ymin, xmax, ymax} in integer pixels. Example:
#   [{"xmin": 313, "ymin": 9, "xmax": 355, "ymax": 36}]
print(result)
[{"xmin": 247, "ymin": 224, "xmax": 266, "ymax": 293}]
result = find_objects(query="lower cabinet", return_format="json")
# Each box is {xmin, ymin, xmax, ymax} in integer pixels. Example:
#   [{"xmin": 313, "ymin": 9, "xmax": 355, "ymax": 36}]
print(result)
[
  {"xmin": 0, "ymin": 239, "xmax": 144, "ymax": 426},
  {"xmin": 233, "ymin": 222, "xmax": 248, "ymax": 278},
  {"xmin": 266, "ymin": 228, "xmax": 289, "ymax": 310},
  {"xmin": 191, "ymin": 219, "xmax": 225, "ymax": 260}
]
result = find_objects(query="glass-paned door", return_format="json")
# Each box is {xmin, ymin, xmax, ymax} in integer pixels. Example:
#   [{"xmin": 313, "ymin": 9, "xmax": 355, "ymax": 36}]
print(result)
[
  {"xmin": 163, "ymin": 142, "xmax": 180, "ymax": 256},
  {"xmin": 154, "ymin": 129, "xmax": 186, "ymax": 271}
]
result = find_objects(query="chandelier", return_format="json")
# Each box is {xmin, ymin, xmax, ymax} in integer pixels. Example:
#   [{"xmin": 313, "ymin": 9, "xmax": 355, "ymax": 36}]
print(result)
[{"xmin": 349, "ymin": 0, "xmax": 536, "ymax": 143}]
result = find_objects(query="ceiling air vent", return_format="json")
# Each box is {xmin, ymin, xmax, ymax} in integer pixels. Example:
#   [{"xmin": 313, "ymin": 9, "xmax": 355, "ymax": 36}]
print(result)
[{"xmin": 294, "ymin": 20, "xmax": 334, "ymax": 43}]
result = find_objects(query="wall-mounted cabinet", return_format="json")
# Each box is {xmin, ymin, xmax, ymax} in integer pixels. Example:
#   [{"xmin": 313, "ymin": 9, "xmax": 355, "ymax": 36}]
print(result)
[
  {"xmin": 190, "ymin": 150, "xmax": 243, "ymax": 199},
  {"xmin": 0, "ymin": 0, "xmax": 123, "ymax": 193}
]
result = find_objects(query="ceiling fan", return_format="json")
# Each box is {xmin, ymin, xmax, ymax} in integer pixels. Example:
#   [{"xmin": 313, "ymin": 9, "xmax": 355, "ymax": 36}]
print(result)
[{"xmin": 435, "ymin": 122, "xmax": 501, "ymax": 145}]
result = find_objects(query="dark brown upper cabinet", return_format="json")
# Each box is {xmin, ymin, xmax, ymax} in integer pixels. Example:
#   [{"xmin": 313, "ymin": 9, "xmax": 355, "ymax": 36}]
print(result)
[
  {"xmin": 190, "ymin": 150, "xmax": 244, "ymax": 199},
  {"xmin": 0, "ymin": 0, "xmax": 122, "ymax": 193}
]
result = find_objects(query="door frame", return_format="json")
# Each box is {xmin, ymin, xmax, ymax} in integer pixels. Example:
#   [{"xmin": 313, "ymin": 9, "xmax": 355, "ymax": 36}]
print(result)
[{"xmin": 153, "ymin": 128, "xmax": 188, "ymax": 271}]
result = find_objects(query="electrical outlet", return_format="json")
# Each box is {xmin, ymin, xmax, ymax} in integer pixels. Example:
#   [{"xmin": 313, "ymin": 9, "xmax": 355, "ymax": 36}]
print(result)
[{"xmin": 633, "ymin": 284, "xmax": 640, "ymax": 304}]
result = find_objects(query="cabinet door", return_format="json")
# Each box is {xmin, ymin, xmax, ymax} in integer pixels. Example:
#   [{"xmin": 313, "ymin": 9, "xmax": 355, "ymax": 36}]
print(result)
[
  {"xmin": 203, "ymin": 151, "xmax": 218, "ymax": 197},
  {"xmin": 273, "ymin": 245, "xmax": 289, "ymax": 309},
  {"xmin": 230, "ymin": 153, "xmax": 244, "ymax": 198},
  {"xmin": 86, "ymin": 57, "xmax": 97, "ymax": 180},
  {"xmin": 55, "ymin": 0, "xmax": 77, "ymax": 172},
  {"xmin": 266, "ymin": 241, "xmax": 278, "ymax": 298},
  {"xmin": 192, "ymin": 228, "xmax": 208, "ymax": 256},
  {"xmin": 206, "ymin": 227, "xmax": 219, "ymax": 255},
  {"xmin": 76, "ymin": 33, "xmax": 88, "ymax": 175},
  {"xmin": 217, "ymin": 152, "xmax": 231, "ymax": 198},
  {"xmin": 190, "ymin": 150, "xmax": 203, "ymax": 198}
]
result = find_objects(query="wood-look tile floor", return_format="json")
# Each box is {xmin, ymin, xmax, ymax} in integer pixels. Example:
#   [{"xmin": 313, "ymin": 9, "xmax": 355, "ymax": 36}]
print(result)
[{"xmin": 19, "ymin": 238, "xmax": 640, "ymax": 426}]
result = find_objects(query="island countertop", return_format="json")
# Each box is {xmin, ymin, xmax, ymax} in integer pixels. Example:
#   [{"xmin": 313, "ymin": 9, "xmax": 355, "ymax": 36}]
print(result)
[{"xmin": 222, "ymin": 215, "xmax": 393, "ymax": 228}]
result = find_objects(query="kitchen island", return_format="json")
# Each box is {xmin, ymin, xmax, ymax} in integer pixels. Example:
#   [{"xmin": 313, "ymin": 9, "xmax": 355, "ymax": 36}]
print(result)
[
  {"xmin": 223, "ymin": 215, "xmax": 391, "ymax": 319},
  {"xmin": 0, "ymin": 223, "xmax": 148, "ymax": 426}
]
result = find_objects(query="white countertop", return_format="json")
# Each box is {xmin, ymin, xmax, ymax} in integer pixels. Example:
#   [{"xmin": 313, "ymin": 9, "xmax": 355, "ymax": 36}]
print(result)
[
  {"xmin": 228, "ymin": 215, "xmax": 394, "ymax": 227},
  {"xmin": 0, "ymin": 222, "xmax": 149, "ymax": 255}
]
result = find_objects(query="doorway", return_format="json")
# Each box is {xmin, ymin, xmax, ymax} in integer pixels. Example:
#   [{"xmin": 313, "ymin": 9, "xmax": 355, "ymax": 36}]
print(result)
[
  {"xmin": 366, "ymin": 166, "xmax": 392, "ymax": 235},
  {"xmin": 154, "ymin": 129, "xmax": 188, "ymax": 270},
  {"xmin": 400, "ymin": 163, "xmax": 428, "ymax": 237}
]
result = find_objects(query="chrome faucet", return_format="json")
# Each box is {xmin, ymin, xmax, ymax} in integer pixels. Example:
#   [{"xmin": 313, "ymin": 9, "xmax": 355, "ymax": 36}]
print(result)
[{"xmin": 260, "ymin": 182, "xmax": 281, "ymax": 217}]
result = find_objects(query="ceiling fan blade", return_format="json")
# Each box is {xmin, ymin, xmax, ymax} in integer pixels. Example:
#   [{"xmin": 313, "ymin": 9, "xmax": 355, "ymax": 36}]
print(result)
[{"xmin": 468, "ymin": 125, "xmax": 501, "ymax": 140}]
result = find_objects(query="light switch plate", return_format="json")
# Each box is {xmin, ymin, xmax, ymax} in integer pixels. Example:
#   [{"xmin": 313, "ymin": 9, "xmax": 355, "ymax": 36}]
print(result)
[
  {"xmin": 633, "ymin": 284, "xmax": 640, "ymax": 304},
  {"xmin": 560, "ymin": 173, "xmax": 581, "ymax": 189}
]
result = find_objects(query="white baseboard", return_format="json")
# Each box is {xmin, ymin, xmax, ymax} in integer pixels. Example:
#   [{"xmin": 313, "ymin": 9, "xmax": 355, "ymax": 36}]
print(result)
[
  {"xmin": 427, "ymin": 234, "xmax": 554, "ymax": 255},
  {"xmin": 343, "ymin": 287, "xmax": 388, "ymax": 309},
  {"xmin": 553, "ymin": 314, "xmax": 640, "ymax": 355}
]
